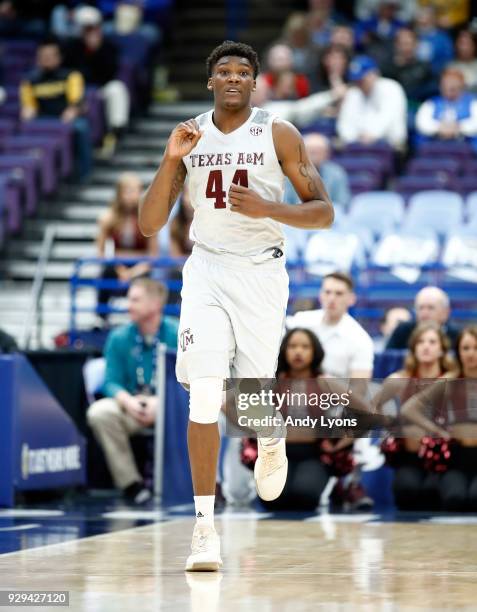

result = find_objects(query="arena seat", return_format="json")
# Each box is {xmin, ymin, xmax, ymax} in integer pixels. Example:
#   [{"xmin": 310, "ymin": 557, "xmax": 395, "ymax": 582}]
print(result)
[
  {"xmin": 372, "ymin": 229, "xmax": 439, "ymax": 268},
  {"xmin": 395, "ymin": 174, "xmax": 458, "ymax": 199},
  {"xmin": 348, "ymin": 192, "xmax": 405, "ymax": 235},
  {"xmin": 403, "ymin": 190, "xmax": 464, "ymax": 237},
  {"xmin": 19, "ymin": 120, "xmax": 74, "ymax": 178},
  {"xmin": 304, "ymin": 230, "xmax": 367, "ymax": 274},
  {"xmin": 0, "ymin": 155, "xmax": 40, "ymax": 216},
  {"xmin": 407, "ymin": 157, "xmax": 460, "ymax": 180},
  {"xmin": 2, "ymin": 135, "xmax": 61, "ymax": 195},
  {"xmin": 465, "ymin": 192, "xmax": 477, "ymax": 221},
  {"xmin": 416, "ymin": 140, "xmax": 474, "ymax": 161}
]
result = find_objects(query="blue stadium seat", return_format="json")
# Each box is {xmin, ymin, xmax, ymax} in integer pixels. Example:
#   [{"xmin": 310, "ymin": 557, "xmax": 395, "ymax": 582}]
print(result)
[
  {"xmin": 466, "ymin": 192, "xmax": 477, "ymax": 221},
  {"xmin": 395, "ymin": 175, "xmax": 458, "ymax": 199},
  {"xmin": 407, "ymin": 157, "xmax": 460, "ymax": 180},
  {"xmin": 403, "ymin": 190, "xmax": 464, "ymax": 237},
  {"xmin": 349, "ymin": 191, "xmax": 405, "ymax": 232}
]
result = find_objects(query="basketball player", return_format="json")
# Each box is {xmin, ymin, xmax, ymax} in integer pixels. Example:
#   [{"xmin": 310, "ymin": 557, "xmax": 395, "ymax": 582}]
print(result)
[{"xmin": 139, "ymin": 41, "xmax": 333, "ymax": 571}]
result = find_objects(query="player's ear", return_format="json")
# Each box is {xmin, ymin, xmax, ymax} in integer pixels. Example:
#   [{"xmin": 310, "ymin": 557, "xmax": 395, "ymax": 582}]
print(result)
[
  {"xmin": 207, "ymin": 78, "xmax": 213, "ymax": 91},
  {"xmin": 252, "ymin": 78, "xmax": 256, "ymax": 91}
]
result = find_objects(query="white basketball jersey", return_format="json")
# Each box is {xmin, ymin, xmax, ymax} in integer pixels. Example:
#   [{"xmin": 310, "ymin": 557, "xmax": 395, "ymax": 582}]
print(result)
[{"xmin": 182, "ymin": 107, "xmax": 285, "ymax": 258}]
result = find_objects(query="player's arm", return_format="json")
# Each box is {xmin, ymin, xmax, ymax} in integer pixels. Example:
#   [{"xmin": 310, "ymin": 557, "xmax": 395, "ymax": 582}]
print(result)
[
  {"xmin": 138, "ymin": 119, "xmax": 201, "ymax": 237},
  {"xmin": 228, "ymin": 119, "xmax": 333, "ymax": 229}
]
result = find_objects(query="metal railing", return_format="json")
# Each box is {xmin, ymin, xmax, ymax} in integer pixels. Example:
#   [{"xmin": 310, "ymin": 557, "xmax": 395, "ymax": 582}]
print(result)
[{"xmin": 22, "ymin": 224, "xmax": 57, "ymax": 349}]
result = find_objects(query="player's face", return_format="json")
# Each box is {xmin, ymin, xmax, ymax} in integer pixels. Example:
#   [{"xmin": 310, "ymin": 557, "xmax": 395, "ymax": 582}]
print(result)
[
  {"xmin": 209, "ymin": 56, "xmax": 255, "ymax": 109},
  {"xmin": 458, "ymin": 333, "xmax": 477, "ymax": 372},
  {"xmin": 127, "ymin": 286, "xmax": 160, "ymax": 323},
  {"xmin": 319, "ymin": 278, "xmax": 355, "ymax": 318},
  {"xmin": 286, "ymin": 331, "xmax": 314, "ymax": 372},
  {"xmin": 414, "ymin": 329, "xmax": 443, "ymax": 365}
]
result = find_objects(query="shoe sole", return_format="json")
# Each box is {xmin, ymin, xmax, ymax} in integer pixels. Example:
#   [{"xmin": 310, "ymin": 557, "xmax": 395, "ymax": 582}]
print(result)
[
  {"xmin": 185, "ymin": 560, "xmax": 222, "ymax": 572},
  {"xmin": 255, "ymin": 457, "xmax": 288, "ymax": 501}
]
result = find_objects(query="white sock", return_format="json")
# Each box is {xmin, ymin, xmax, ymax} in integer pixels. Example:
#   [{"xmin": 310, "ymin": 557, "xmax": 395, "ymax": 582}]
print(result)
[{"xmin": 194, "ymin": 495, "xmax": 215, "ymax": 528}]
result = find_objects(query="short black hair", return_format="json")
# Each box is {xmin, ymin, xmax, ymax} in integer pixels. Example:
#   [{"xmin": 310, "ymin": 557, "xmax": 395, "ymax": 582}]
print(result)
[
  {"xmin": 38, "ymin": 35, "xmax": 61, "ymax": 49},
  {"xmin": 206, "ymin": 40, "xmax": 260, "ymax": 78}
]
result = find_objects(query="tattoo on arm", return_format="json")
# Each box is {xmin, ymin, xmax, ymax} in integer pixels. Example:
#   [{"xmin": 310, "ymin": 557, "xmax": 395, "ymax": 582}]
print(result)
[
  {"xmin": 297, "ymin": 144, "xmax": 321, "ymax": 199},
  {"xmin": 168, "ymin": 162, "xmax": 187, "ymax": 211}
]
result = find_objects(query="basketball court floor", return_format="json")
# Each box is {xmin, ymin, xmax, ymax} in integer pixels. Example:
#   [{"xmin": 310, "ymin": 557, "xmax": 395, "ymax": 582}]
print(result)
[{"xmin": 1, "ymin": 498, "xmax": 477, "ymax": 611}]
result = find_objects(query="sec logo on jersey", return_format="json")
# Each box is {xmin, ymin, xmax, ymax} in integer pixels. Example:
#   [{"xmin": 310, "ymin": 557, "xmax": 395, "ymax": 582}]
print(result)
[{"xmin": 250, "ymin": 126, "xmax": 262, "ymax": 136}]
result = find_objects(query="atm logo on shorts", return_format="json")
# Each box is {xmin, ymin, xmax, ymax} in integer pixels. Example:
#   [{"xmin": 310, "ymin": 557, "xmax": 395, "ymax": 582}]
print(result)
[{"xmin": 180, "ymin": 328, "xmax": 194, "ymax": 351}]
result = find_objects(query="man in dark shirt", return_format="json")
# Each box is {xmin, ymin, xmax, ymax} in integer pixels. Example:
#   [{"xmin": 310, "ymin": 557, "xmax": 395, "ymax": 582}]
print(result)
[
  {"xmin": 381, "ymin": 27, "xmax": 437, "ymax": 109},
  {"xmin": 64, "ymin": 6, "xmax": 130, "ymax": 156},
  {"xmin": 19, "ymin": 37, "xmax": 92, "ymax": 180},
  {"xmin": 386, "ymin": 286, "xmax": 460, "ymax": 349}
]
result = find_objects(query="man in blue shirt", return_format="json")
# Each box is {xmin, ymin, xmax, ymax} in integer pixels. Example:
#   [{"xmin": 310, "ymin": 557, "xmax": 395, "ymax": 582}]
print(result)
[{"xmin": 87, "ymin": 277, "xmax": 178, "ymax": 504}]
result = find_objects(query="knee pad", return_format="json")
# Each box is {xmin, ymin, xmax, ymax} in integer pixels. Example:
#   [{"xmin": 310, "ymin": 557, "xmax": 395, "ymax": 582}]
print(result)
[{"xmin": 189, "ymin": 377, "xmax": 224, "ymax": 424}]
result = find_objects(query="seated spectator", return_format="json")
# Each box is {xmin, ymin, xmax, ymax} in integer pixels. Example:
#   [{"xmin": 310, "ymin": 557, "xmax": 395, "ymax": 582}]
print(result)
[
  {"xmin": 64, "ymin": 5, "xmax": 130, "ymax": 156},
  {"xmin": 401, "ymin": 325, "xmax": 477, "ymax": 511},
  {"xmin": 418, "ymin": 0, "xmax": 470, "ymax": 31},
  {"xmin": 308, "ymin": 5, "xmax": 335, "ymax": 47},
  {"xmin": 87, "ymin": 278, "xmax": 178, "ymax": 505},
  {"xmin": 281, "ymin": 12, "xmax": 319, "ymax": 76},
  {"xmin": 355, "ymin": 0, "xmax": 405, "ymax": 65},
  {"xmin": 415, "ymin": 67, "xmax": 477, "ymax": 152},
  {"xmin": 330, "ymin": 24, "xmax": 356, "ymax": 53},
  {"xmin": 19, "ymin": 36, "xmax": 92, "ymax": 181},
  {"xmin": 386, "ymin": 286, "xmax": 460, "ymax": 350},
  {"xmin": 287, "ymin": 271, "xmax": 374, "ymax": 379},
  {"xmin": 96, "ymin": 172, "xmax": 158, "ymax": 320},
  {"xmin": 252, "ymin": 73, "xmax": 346, "ymax": 126},
  {"xmin": 0, "ymin": 0, "xmax": 56, "ymax": 38},
  {"xmin": 355, "ymin": 0, "xmax": 417, "ymax": 22},
  {"xmin": 375, "ymin": 321, "xmax": 456, "ymax": 510},
  {"xmin": 259, "ymin": 328, "xmax": 340, "ymax": 512},
  {"xmin": 262, "ymin": 44, "xmax": 311, "ymax": 100},
  {"xmin": 374, "ymin": 306, "xmax": 412, "ymax": 352},
  {"xmin": 286, "ymin": 271, "xmax": 375, "ymax": 510},
  {"xmin": 415, "ymin": 6, "xmax": 454, "ymax": 74},
  {"xmin": 0, "ymin": 328, "xmax": 18, "ymax": 353},
  {"xmin": 312, "ymin": 43, "xmax": 350, "ymax": 112},
  {"xmin": 381, "ymin": 27, "xmax": 437, "ymax": 109},
  {"xmin": 448, "ymin": 29, "xmax": 477, "ymax": 92},
  {"xmin": 337, "ymin": 55, "xmax": 408, "ymax": 150}
]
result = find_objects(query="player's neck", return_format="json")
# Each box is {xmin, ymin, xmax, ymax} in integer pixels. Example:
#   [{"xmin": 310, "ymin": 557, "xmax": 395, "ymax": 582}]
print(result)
[
  {"xmin": 212, "ymin": 105, "xmax": 253, "ymax": 134},
  {"xmin": 138, "ymin": 312, "xmax": 161, "ymax": 337}
]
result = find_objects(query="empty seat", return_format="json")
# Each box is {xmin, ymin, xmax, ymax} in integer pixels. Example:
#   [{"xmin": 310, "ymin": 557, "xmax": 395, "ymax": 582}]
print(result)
[
  {"xmin": 2, "ymin": 136, "xmax": 60, "ymax": 195},
  {"xmin": 457, "ymin": 175, "xmax": 477, "ymax": 196},
  {"xmin": 373, "ymin": 229, "xmax": 439, "ymax": 267},
  {"xmin": 349, "ymin": 191, "xmax": 405, "ymax": 229},
  {"xmin": 466, "ymin": 192, "xmax": 477, "ymax": 221},
  {"xmin": 349, "ymin": 173, "xmax": 381, "ymax": 195},
  {"xmin": 304, "ymin": 230, "xmax": 367, "ymax": 274},
  {"xmin": 341, "ymin": 142, "xmax": 394, "ymax": 175},
  {"xmin": 403, "ymin": 190, "xmax": 464, "ymax": 237},
  {"xmin": 0, "ymin": 155, "xmax": 41, "ymax": 216},
  {"xmin": 335, "ymin": 156, "xmax": 386, "ymax": 182},
  {"xmin": 442, "ymin": 231, "xmax": 477, "ymax": 268},
  {"xmin": 395, "ymin": 175, "xmax": 458, "ymax": 199},
  {"xmin": 416, "ymin": 140, "xmax": 474, "ymax": 161},
  {"xmin": 19, "ymin": 120, "xmax": 74, "ymax": 178},
  {"xmin": 407, "ymin": 157, "xmax": 460, "ymax": 179}
]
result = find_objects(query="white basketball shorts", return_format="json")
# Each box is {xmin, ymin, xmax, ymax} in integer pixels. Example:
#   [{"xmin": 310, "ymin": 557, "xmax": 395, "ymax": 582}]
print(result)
[{"xmin": 176, "ymin": 245, "xmax": 289, "ymax": 386}]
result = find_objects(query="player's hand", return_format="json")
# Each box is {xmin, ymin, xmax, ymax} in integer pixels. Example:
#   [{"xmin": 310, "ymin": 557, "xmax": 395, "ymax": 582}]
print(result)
[
  {"xmin": 229, "ymin": 183, "xmax": 269, "ymax": 218},
  {"xmin": 164, "ymin": 119, "xmax": 202, "ymax": 161}
]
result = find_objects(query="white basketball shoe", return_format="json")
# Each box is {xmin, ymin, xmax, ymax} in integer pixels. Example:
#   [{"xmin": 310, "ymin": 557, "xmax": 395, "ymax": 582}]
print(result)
[
  {"xmin": 254, "ymin": 436, "xmax": 288, "ymax": 501},
  {"xmin": 185, "ymin": 524, "xmax": 222, "ymax": 572}
]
